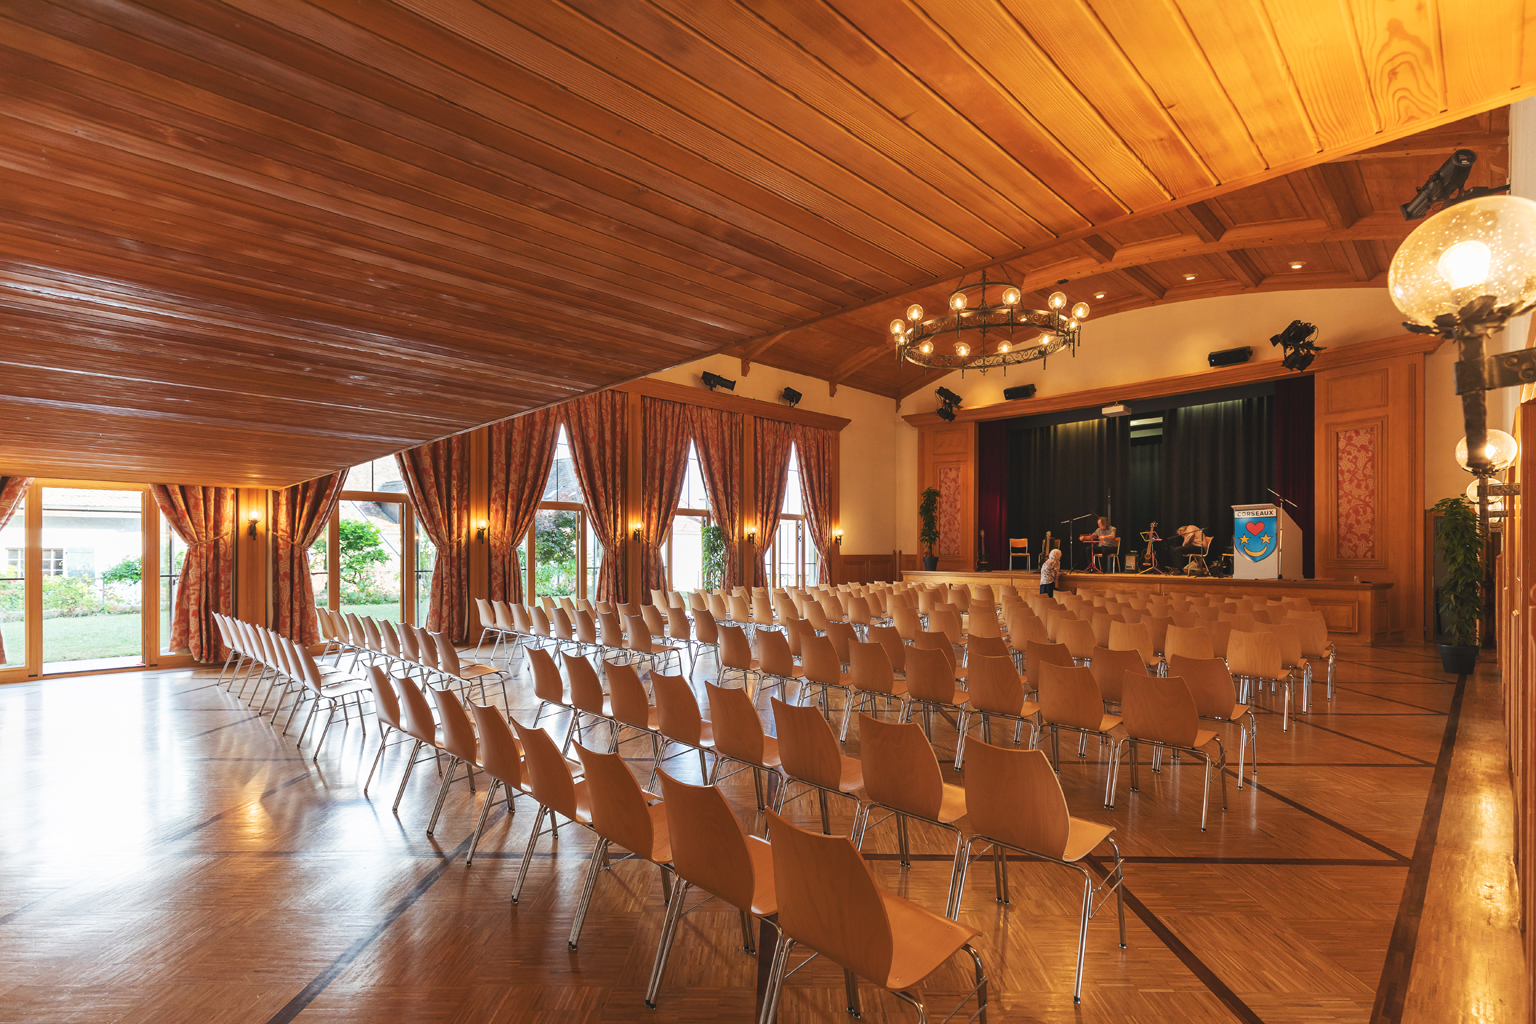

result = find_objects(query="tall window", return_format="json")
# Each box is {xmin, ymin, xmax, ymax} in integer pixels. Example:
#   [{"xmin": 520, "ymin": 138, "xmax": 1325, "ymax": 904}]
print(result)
[
  {"xmin": 665, "ymin": 441, "xmax": 710, "ymax": 592},
  {"xmin": 528, "ymin": 425, "xmax": 591, "ymax": 599},
  {"xmin": 315, "ymin": 456, "xmax": 425, "ymax": 623},
  {"xmin": 768, "ymin": 445, "xmax": 819, "ymax": 588}
]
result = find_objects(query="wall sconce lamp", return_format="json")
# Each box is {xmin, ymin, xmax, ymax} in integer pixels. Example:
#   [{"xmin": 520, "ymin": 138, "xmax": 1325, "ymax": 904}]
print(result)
[
  {"xmin": 475, "ymin": 520, "xmax": 488, "ymax": 543},
  {"xmin": 832, "ymin": 528, "xmax": 843, "ymax": 547},
  {"xmin": 631, "ymin": 523, "xmax": 643, "ymax": 542},
  {"xmin": 745, "ymin": 526, "xmax": 757, "ymax": 545},
  {"xmin": 246, "ymin": 509, "xmax": 262, "ymax": 538}
]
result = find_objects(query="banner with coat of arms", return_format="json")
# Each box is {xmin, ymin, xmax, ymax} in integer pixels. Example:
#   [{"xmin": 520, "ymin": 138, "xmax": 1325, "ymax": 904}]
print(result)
[{"xmin": 1235, "ymin": 511, "xmax": 1278, "ymax": 562}]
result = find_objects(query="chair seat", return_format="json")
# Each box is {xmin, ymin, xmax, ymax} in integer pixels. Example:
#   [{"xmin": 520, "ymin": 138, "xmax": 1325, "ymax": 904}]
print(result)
[
  {"xmin": 759, "ymin": 736, "xmax": 784, "ymax": 770},
  {"xmin": 318, "ymin": 677, "xmax": 371, "ymax": 697},
  {"xmin": 644, "ymin": 801, "xmax": 673, "ymax": 865},
  {"xmin": 879, "ymin": 890, "xmax": 983, "ymax": 991},
  {"xmin": 1062, "ymin": 817, "xmax": 1114, "ymax": 862},
  {"xmin": 565, "ymin": 780, "xmax": 595, "ymax": 826},
  {"xmin": 835, "ymin": 755, "xmax": 865, "ymax": 794},
  {"xmin": 917, "ymin": 687, "xmax": 968, "ymax": 709},
  {"xmin": 1193, "ymin": 728, "xmax": 1219, "ymax": 749},
  {"xmin": 745, "ymin": 835, "xmax": 778, "ymax": 918},
  {"xmin": 460, "ymin": 663, "xmax": 501, "ymax": 679},
  {"xmin": 620, "ymin": 706, "xmax": 661, "ymax": 732},
  {"xmin": 936, "ymin": 781, "xmax": 967, "ymax": 825},
  {"xmin": 576, "ymin": 698, "xmax": 615, "ymax": 719}
]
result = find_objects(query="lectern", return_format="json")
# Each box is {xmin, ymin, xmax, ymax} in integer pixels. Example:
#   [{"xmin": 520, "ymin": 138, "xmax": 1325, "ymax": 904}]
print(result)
[{"xmin": 1231, "ymin": 503, "xmax": 1303, "ymax": 580}]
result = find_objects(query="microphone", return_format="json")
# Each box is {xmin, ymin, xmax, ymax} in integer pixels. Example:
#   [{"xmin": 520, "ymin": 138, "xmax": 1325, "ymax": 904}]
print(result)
[{"xmin": 1266, "ymin": 487, "xmax": 1298, "ymax": 509}]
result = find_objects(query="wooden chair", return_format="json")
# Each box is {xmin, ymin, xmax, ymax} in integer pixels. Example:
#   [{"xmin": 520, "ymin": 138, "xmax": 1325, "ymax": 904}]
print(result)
[
  {"xmin": 362, "ymin": 666, "xmax": 409, "ymax": 797},
  {"xmin": 867, "ymin": 624, "xmax": 907, "ymax": 678},
  {"xmin": 1024, "ymin": 639, "xmax": 1074, "ymax": 697},
  {"xmin": 1227, "ymin": 629, "xmax": 1296, "ymax": 731},
  {"xmin": 1038, "ymin": 662, "xmax": 1122, "ymax": 805},
  {"xmin": 954, "ymin": 654, "xmax": 1039, "ymax": 771},
  {"xmin": 771, "ymin": 697, "xmax": 864, "ymax": 835},
  {"xmin": 509, "ymin": 716, "xmax": 593, "ymax": 904},
  {"xmin": 1259, "ymin": 621, "xmax": 1313, "ymax": 713},
  {"xmin": 761, "ymin": 811, "xmax": 988, "ymax": 1024},
  {"xmin": 1108, "ymin": 620, "xmax": 1160, "ymax": 672},
  {"xmin": 527, "ymin": 647, "xmax": 573, "ymax": 729},
  {"xmin": 1088, "ymin": 646, "xmax": 1146, "ymax": 710},
  {"xmin": 852, "ymin": 716, "xmax": 969, "ymax": 917},
  {"xmin": 1292, "ymin": 612, "xmax": 1337, "ymax": 702},
  {"xmin": 563, "ymin": 653, "xmax": 617, "ymax": 751},
  {"xmin": 954, "ymin": 742, "xmax": 1124, "ymax": 1002},
  {"xmin": 901, "ymin": 645, "xmax": 969, "ymax": 754},
  {"xmin": 647, "ymin": 771, "xmax": 776, "ymax": 1007},
  {"xmin": 389, "ymin": 673, "xmax": 445, "ymax": 815},
  {"xmin": 1056, "ymin": 617, "xmax": 1097, "ymax": 665},
  {"xmin": 717, "ymin": 624, "xmax": 756, "ymax": 693},
  {"xmin": 843, "ymin": 640, "xmax": 909, "ymax": 730},
  {"xmin": 1008, "ymin": 536, "xmax": 1031, "ymax": 571},
  {"xmin": 426, "ymin": 685, "xmax": 481, "ymax": 836},
  {"xmin": 605, "ymin": 661, "xmax": 663, "ymax": 764},
  {"xmin": 568, "ymin": 743, "xmax": 675, "ymax": 949},
  {"xmin": 707, "ymin": 681, "xmax": 782, "ymax": 811},
  {"xmin": 1162, "ymin": 624, "xmax": 1215, "ymax": 662},
  {"xmin": 651, "ymin": 670, "xmax": 714, "ymax": 780},
  {"xmin": 1109, "ymin": 674, "xmax": 1228, "ymax": 831},
  {"xmin": 465, "ymin": 700, "xmax": 531, "ymax": 864},
  {"xmin": 1170, "ymin": 653, "xmax": 1257, "ymax": 787},
  {"xmin": 797, "ymin": 633, "xmax": 858, "ymax": 739}
]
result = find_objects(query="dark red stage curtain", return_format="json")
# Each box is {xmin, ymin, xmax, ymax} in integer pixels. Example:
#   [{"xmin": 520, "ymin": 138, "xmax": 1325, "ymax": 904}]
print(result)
[
  {"xmin": 977, "ymin": 419, "xmax": 1010, "ymax": 570},
  {"xmin": 1274, "ymin": 375, "xmax": 1316, "ymax": 578}
]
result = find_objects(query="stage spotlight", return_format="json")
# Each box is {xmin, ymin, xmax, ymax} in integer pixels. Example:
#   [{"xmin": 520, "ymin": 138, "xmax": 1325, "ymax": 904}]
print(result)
[
  {"xmin": 1003, "ymin": 384, "xmax": 1037, "ymax": 401},
  {"xmin": 1269, "ymin": 320, "xmax": 1325, "ymax": 372},
  {"xmin": 1101, "ymin": 403, "xmax": 1131, "ymax": 418},
  {"xmin": 701, "ymin": 371, "xmax": 736, "ymax": 391},
  {"xmin": 935, "ymin": 386, "xmax": 963, "ymax": 407},
  {"xmin": 1401, "ymin": 149, "xmax": 1476, "ymax": 220},
  {"xmin": 1208, "ymin": 346, "xmax": 1253, "ymax": 367},
  {"xmin": 780, "ymin": 387, "xmax": 802, "ymax": 407},
  {"xmin": 936, "ymin": 405, "xmax": 956, "ymax": 422}
]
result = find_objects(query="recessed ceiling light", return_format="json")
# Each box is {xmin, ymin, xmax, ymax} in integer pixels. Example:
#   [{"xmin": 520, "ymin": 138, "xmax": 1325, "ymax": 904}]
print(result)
[
  {"xmin": 1183, "ymin": 273, "xmax": 1197, "ymax": 281},
  {"xmin": 1093, "ymin": 291, "xmax": 1105, "ymax": 299},
  {"xmin": 1288, "ymin": 260, "xmax": 1306, "ymax": 270}
]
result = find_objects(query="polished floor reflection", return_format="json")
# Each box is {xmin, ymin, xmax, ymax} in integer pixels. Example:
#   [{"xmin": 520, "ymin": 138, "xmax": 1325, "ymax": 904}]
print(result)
[{"xmin": 0, "ymin": 640, "xmax": 1523, "ymax": 1024}]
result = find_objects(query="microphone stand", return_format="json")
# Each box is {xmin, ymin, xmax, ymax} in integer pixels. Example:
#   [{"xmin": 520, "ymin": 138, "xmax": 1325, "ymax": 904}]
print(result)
[{"xmin": 1062, "ymin": 513, "xmax": 1094, "ymax": 571}]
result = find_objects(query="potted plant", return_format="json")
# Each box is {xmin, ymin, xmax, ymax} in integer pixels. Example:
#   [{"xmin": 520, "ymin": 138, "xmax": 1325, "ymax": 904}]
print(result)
[
  {"xmin": 918, "ymin": 487, "xmax": 941, "ymax": 571},
  {"xmin": 1431, "ymin": 494, "xmax": 1482, "ymax": 674}
]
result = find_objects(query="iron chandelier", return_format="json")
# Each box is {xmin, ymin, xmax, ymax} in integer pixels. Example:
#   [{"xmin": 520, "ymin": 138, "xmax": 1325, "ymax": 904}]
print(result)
[{"xmin": 887, "ymin": 268, "xmax": 1090, "ymax": 372}]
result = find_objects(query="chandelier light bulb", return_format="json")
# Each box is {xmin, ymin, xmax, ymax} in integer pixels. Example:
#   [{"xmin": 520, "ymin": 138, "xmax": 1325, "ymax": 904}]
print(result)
[
  {"xmin": 1455, "ymin": 430, "xmax": 1519, "ymax": 473},
  {"xmin": 953, "ymin": 341, "xmax": 970, "ymax": 358},
  {"xmin": 996, "ymin": 339, "xmax": 1011, "ymax": 354},
  {"xmin": 1001, "ymin": 287, "xmax": 1021, "ymax": 305},
  {"xmin": 1047, "ymin": 291, "xmax": 1067, "ymax": 310},
  {"xmin": 889, "ymin": 318, "xmax": 905, "ymax": 335},
  {"xmin": 918, "ymin": 340, "xmax": 933, "ymax": 355},
  {"xmin": 906, "ymin": 303, "xmax": 923, "ymax": 321},
  {"xmin": 1070, "ymin": 301, "xmax": 1090, "ymax": 320},
  {"xmin": 1390, "ymin": 195, "xmax": 1536, "ymax": 327},
  {"xmin": 1465, "ymin": 477, "xmax": 1506, "ymax": 512},
  {"xmin": 950, "ymin": 291, "xmax": 968, "ymax": 311}
]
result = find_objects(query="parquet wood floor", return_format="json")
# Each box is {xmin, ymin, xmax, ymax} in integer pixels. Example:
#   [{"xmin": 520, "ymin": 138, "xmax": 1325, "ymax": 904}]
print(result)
[{"xmin": 0, "ymin": 642, "xmax": 1523, "ymax": 1024}]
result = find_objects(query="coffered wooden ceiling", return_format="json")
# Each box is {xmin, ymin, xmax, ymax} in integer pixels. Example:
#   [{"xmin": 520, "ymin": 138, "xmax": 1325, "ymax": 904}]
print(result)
[{"xmin": 0, "ymin": 0, "xmax": 1529, "ymax": 486}]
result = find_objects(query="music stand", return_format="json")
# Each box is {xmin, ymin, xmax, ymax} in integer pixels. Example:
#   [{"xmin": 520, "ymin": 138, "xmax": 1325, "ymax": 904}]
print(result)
[{"xmin": 1137, "ymin": 525, "xmax": 1165, "ymax": 575}]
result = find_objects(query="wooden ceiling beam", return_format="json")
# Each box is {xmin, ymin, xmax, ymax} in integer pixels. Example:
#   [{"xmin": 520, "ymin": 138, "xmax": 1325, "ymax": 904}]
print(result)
[
  {"xmin": 1079, "ymin": 234, "xmax": 1118, "ymax": 262},
  {"xmin": 1179, "ymin": 201, "xmax": 1227, "ymax": 243},
  {"xmin": 1303, "ymin": 164, "xmax": 1363, "ymax": 229},
  {"xmin": 1117, "ymin": 267, "xmax": 1168, "ymax": 300},
  {"xmin": 1213, "ymin": 250, "xmax": 1264, "ymax": 288},
  {"xmin": 738, "ymin": 332, "xmax": 791, "ymax": 375},
  {"xmin": 826, "ymin": 345, "xmax": 893, "ymax": 396},
  {"xmin": 1327, "ymin": 132, "xmax": 1510, "ymax": 162},
  {"xmin": 1341, "ymin": 240, "xmax": 1382, "ymax": 282}
]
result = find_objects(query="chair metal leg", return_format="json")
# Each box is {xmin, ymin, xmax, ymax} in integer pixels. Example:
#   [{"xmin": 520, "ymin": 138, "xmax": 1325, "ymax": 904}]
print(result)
[
  {"xmin": 1074, "ymin": 870, "xmax": 1093, "ymax": 1002},
  {"xmin": 392, "ymin": 739, "xmax": 424, "ymax": 812},
  {"xmin": 644, "ymin": 878, "xmax": 690, "ymax": 1007},
  {"xmin": 760, "ymin": 934, "xmax": 794, "ymax": 1024},
  {"xmin": 427, "ymin": 756, "xmax": 461, "ymax": 834},
  {"xmin": 363, "ymin": 730, "xmax": 390, "ymax": 795},
  {"xmin": 568, "ymin": 838, "xmax": 609, "ymax": 949},
  {"xmin": 466, "ymin": 778, "xmax": 502, "ymax": 865},
  {"xmin": 511, "ymin": 804, "xmax": 547, "ymax": 904},
  {"xmin": 844, "ymin": 969, "xmax": 862, "ymax": 1017}
]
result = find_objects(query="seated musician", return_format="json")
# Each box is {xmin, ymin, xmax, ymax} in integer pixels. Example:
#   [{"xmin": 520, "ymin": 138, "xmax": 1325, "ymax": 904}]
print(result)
[
  {"xmin": 1172, "ymin": 525, "xmax": 1208, "ymax": 559},
  {"xmin": 1090, "ymin": 517, "xmax": 1117, "ymax": 553}
]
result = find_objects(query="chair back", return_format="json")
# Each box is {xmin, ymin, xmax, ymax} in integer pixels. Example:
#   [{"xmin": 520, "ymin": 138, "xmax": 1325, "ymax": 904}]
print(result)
[
  {"xmin": 527, "ymin": 647, "xmax": 565, "ymax": 706},
  {"xmin": 707, "ymin": 682, "xmax": 767, "ymax": 764},
  {"xmin": 362, "ymin": 617, "xmax": 384, "ymax": 653},
  {"xmin": 709, "ymin": 593, "xmax": 731, "ymax": 620},
  {"xmin": 867, "ymin": 625, "xmax": 906, "ymax": 673},
  {"xmin": 470, "ymin": 700, "xmax": 524, "ymax": 791},
  {"xmin": 729, "ymin": 595, "xmax": 752, "ymax": 625},
  {"xmin": 845, "ymin": 595, "xmax": 873, "ymax": 626},
  {"xmin": 1056, "ymin": 618, "xmax": 1096, "ymax": 660},
  {"xmin": 367, "ymin": 666, "xmax": 404, "ymax": 732},
  {"xmin": 756, "ymin": 628, "xmax": 795, "ymax": 677},
  {"xmin": 652, "ymin": 672, "xmax": 704, "ymax": 745},
  {"xmin": 693, "ymin": 608, "xmax": 720, "ymax": 645},
  {"xmin": 397, "ymin": 620, "xmax": 420, "ymax": 661},
  {"xmin": 1227, "ymin": 629, "xmax": 1284, "ymax": 678},
  {"xmin": 1088, "ymin": 645, "xmax": 1146, "ymax": 703},
  {"xmin": 414, "ymin": 626, "xmax": 440, "ymax": 671},
  {"xmin": 598, "ymin": 610, "xmax": 625, "ymax": 649},
  {"xmin": 689, "ymin": 591, "xmax": 708, "ymax": 611},
  {"xmin": 577, "ymin": 743, "xmax": 664, "ymax": 860},
  {"xmin": 510, "ymin": 716, "xmax": 583, "ymax": 821},
  {"xmin": 430, "ymin": 685, "xmax": 478, "ymax": 764},
  {"xmin": 476, "ymin": 597, "xmax": 497, "ymax": 631},
  {"xmin": 962, "ymin": 742, "xmax": 1072, "ymax": 860},
  {"xmin": 548, "ymin": 607, "xmax": 573, "ymax": 642},
  {"xmin": 859, "ymin": 716, "xmax": 945, "ymax": 818},
  {"xmin": 912, "ymin": 630, "xmax": 957, "ymax": 674},
  {"xmin": 765, "ymin": 811, "xmax": 893, "ymax": 986},
  {"xmin": 1291, "ymin": 612, "xmax": 1331, "ymax": 658},
  {"xmin": 1170, "ymin": 654, "xmax": 1240, "ymax": 719},
  {"xmin": 1142, "ymin": 614, "xmax": 1173, "ymax": 655},
  {"xmin": 904, "ymin": 645, "xmax": 956, "ymax": 703},
  {"xmin": 663, "ymin": 605, "xmax": 692, "ymax": 641},
  {"xmin": 891, "ymin": 604, "xmax": 921, "ymax": 641},
  {"xmin": 1108, "ymin": 620, "xmax": 1155, "ymax": 665},
  {"xmin": 967, "ymin": 608, "xmax": 1001, "ymax": 639},
  {"xmin": 1169, "ymin": 609, "xmax": 1199, "ymax": 628},
  {"xmin": 1122, "ymin": 674, "xmax": 1200, "ymax": 747},
  {"xmin": 395, "ymin": 673, "xmax": 439, "ymax": 745},
  {"xmin": 947, "ymin": 586, "xmax": 971, "ymax": 613},
  {"xmin": 1262, "ymin": 622, "xmax": 1305, "ymax": 667},
  {"xmin": 1163, "ymin": 625, "xmax": 1215, "ymax": 661},
  {"xmin": 605, "ymin": 662, "xmax": 654, "ymax": 729},
  {"xmin": 966, "ymin": 654, "xmax": 1025, "ymax": 716},
  {"xmin": 848, "ymin": 640, "xmax": 897, "ymax": 696},
  {"xmin": 1024, "ymin": 640, "xmax": 1074, "ymax": 694},
  {"xmin": 531, "ymin": 607, "xmax": 553, "ymax": 638},
  {"xmin": 433, "ymin": 632, "xmax": 465, "ymax": 677},
  {"xmin": 1039, "ymin": 661, "xmax": 1109, "ymax": 730},
  {"xmin": 967, "ymin": 634, "xmax": 1009, "ymax": 662},
  {"xmin": 824, "ymin": 621, "xmax": 858, "ymax": 665},
  {"xmin": 717, "ymin": 624, "xmax": 752, "ymax": 672},
  {"xmin": 565, "ymin": 654, "xmax": 608, "ymax": 715},
  {"xmin": 379, "ymin": 620, "xmax": 402, "ymax": 658},
  {"xmin": 771, "ymin": 697, "xmax": 847, "ymax": 789},
  {"xmin": 799, "ymin": 633, "xmax": 842, "ymax": 687},
  {"xmin": 658, "ymin": 771, "xmax": 762, "ymax": 912}
]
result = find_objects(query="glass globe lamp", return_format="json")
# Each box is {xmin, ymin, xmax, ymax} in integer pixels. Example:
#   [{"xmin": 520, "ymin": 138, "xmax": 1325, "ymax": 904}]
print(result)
[
  {"xmin": 950, "ymin": 291, "xmax": 968, "ymax": 311},
  {"xmin": 953, "ymin": 341, "xmax": 970, "ymax": 358},
  {"xmin": 995, "ymin": 339, "xmax": 1011, "ymax": 354},
  {"xmin": 917, "ymin": 340, "xmax": 933, "ymax": 355},
  {"xmin": 1465, "ymin": 477, "xmax": 1506, "ymax": 513},
  {"xmin": 906, "ymin": 303, "xmax": 923, "ymax": 321},
  {"xmin": 1047, "ymin": 291, "xmax": 1067, "ymax": 310},
  {"xmin": 1455, "ymin": 429, "xmax": 1519, "ymax": 473},
  {"xmin": 888, "ymin": 318, "xmax": 905, "ymax": 335},
  {"xmin": 1070, "ymin": 301, "xmax": 1090, "ymax": 320},
  {"xmin": 1001, "ymin": 287, "xmax": 1021, "ymax": 305},
  {"xmin": 1389, "ymin": 195, "xmax": 1536, "ymax": 329}
]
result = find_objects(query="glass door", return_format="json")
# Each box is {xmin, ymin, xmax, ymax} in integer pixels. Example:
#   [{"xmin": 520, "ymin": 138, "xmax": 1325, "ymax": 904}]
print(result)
[
  {"xmin": 0, "ymin": 505, "xmax": 24, "ymax": 671},
  {"xmin": 40, "ymin": 486, "xmax": 145, "ymax": 673}
]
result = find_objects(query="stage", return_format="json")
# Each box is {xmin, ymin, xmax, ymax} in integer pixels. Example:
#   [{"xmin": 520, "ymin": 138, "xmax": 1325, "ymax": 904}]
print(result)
[{"xmin": 901, "ymin": 569, "xmax": 1394, "ymax": 644}]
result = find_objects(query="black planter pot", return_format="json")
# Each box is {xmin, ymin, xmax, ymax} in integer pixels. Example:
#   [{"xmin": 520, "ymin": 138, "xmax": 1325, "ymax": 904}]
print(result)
[
  {"xmin": 1437, "ymin": 643, "xmax": 1479, "ymax": 674},
  {"xmin": 922, "ymin": 556, "xmax": 939, "ymax": 571}
]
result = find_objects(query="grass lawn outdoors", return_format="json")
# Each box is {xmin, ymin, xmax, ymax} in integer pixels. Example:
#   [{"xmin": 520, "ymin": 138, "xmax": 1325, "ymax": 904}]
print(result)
[
  {"xmin": 41, "ymin": 613, "xmax": 143, "ymax": 663},
  {"xmin": 340, "ymin": 602, "xmax": 402, "ymax": 622}
]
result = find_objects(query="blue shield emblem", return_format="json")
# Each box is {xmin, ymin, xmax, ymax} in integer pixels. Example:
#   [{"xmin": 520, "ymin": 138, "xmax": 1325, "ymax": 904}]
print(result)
[{"xmin": 1236, "ymin": 514, "xmax": 1278, "ymax": 562}]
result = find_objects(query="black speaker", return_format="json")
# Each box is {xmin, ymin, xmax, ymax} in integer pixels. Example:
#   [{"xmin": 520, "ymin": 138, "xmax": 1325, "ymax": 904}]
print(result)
[
  {"xmin": 1003, "ymin": 384, "xmax": 1037, "ymax": 401},
  {"xmin": 1208, "ymin": 346, "xmax": 1253, "ymax": 367}
]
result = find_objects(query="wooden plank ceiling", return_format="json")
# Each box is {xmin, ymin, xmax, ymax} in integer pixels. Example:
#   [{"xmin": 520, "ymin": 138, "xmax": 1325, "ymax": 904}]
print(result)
[{"xmin": 0, "ymin": 0, "xmax": 1528, "ymax": 487}]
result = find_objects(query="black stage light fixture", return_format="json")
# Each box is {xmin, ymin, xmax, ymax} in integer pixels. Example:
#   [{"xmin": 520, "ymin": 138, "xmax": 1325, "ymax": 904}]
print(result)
[
  {"xmin": 1208, "ymin": 346, "xmax": 1253, "ymax": 367},
  {"xmin": 1269, "ymin": 320, "xmax": 1325, "ymax": 372},
  {"xmin": 701, "ymin": 371, "xmax": 736, "ymax": 391},
  {"xmin": 936, "ymin": 405, "xmax": 956, "ymax": 422},
  {"xmin": 780, "ymin": 387, "xmax": 802, "ymax": 408},
  {"xmin": 1400, "ymin": 149, "xmax": 1509, "ymax": 220},
  {"xmin": 934, "ymin": 386, "xmax": 963, "ymax": 408},
  {"xmin": 1003, "ymin": 384, "xmax": 1037, "ymax": 401}
]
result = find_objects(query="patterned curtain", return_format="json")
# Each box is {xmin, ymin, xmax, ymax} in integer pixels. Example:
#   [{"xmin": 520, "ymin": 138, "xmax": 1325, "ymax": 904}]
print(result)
[
  {"xmin": 794, "ymin": 424, "xmax": 835, "ymax": 584},
  {"xmin": 564, "ymin": 391, "xmax": 629, "ymax": 604},
  {"xmin": 150, "ymin": 485, "xmax": 236, "ymax": 662},
  {"xmin": 489, "ymin": 410, "xmax": 560, "ymax": 605},
  {"xmin": 273, "ymin": 473, "xmax": 344, "ymax": 646},
  {"xmin": 641, "ymin": 397, "xmax": 692, "ymax": 600},
  {"xmin": 0, "ymin": 476, "xmax": 33, "ymax": 665},
  {"xmin": 397, "ymin": 434, "xmax": 472, "ymax": 640},
  {"xmin": 692, "ymin": 406, "xmax": 743, "ymax": 588},
  {"xmin": 753, "ymin": 418, "xmax": 795, "ymax": 587}
]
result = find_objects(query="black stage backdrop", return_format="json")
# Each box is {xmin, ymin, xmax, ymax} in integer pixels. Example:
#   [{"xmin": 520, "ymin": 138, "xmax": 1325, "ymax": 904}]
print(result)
[{"xmin": 1003, "ymin": 382, "xmax": 1298, "ymax": 569}]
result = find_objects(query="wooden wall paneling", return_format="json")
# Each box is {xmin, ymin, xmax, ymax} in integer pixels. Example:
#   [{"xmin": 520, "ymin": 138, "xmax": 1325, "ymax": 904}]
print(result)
[
  {"xmin": 468, "ymin": 428, "xmax": 490, "ymax": 611},
  {"xmin": 626, "ymin": 399, "xmax": 644, "ymax": 604},
  {"xmin": 917, "ymin": 421, "xmax": 976, "ymax": 572},
  {"xmin": 1312, "ymin": 350, "xmax": 1425, "ymax": 639},
  {"xmin": 835, "ymin": 553, "xmax": 897, "ymax": 584},
  {"xmin": 142, "ymin": 490, "xmax": 159, "ymax": 663},
  {"xmin": 741, "ymin": 415, "xmax": 757, "ymax": 588},
  {"xmin": 827, "ymin": 430, "xmax": 841, "ymax": 584},
  {"xmin": 236, "ymin": 488, "xmax": 270, "ymax": 629},
  {"xmin": 1498, "ymin": 400, "xmax": 1533, "ymax": 1008}
]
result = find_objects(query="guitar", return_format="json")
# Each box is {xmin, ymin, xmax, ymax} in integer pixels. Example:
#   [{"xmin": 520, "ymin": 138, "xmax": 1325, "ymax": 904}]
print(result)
[{"xmin": 1142, "ymin": 521, "xmax": 1160, "ymax": 563}]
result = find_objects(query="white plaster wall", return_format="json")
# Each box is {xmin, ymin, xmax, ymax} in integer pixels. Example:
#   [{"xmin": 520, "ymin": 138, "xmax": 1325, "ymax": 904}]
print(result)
[{"xmin": 648, "ymin": 354, "xmax": 904, "ymax": 555}]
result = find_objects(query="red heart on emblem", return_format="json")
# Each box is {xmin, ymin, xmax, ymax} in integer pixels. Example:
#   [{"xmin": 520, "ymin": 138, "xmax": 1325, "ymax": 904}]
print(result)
[{"xmin": 1246, "ymin": 521, "xmax": 1265, "ymax": 535}]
